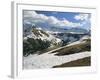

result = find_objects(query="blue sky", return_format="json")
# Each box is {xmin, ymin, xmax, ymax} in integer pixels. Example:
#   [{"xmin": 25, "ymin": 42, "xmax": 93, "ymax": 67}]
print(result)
[{"xmin": 23, "ymin": 10, "xmax": 91, "ymax": 30}]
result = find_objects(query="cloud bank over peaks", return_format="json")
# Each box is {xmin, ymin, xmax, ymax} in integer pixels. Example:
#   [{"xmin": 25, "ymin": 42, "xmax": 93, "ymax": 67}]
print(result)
[
  {"xmin": 23, "ymin": 11, "xmax": 91, "ymax": 30},
  {"xmin": 23, "ymin": 11, "xmax": 83, "ymax": 28}
]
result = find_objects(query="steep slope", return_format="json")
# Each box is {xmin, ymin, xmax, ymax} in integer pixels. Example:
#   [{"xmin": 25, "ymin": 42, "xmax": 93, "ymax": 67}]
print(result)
[
  {"xmin": 23, "ymin": 27, "xmax": 62, "ymax": 56},
  {"xmin": 24, "ymin": 27, "xmax": 62, "ymax": 45}
]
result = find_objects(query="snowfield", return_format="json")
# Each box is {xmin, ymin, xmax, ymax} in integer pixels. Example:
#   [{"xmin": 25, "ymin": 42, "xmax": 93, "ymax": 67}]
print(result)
[{"xmin": 23, "ymin": 51, "xmax": 90, "ymax": 69}]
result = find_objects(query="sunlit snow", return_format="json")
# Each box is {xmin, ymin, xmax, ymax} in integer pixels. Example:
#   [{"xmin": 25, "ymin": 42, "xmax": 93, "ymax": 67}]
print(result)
[{"xmin": 23, "ymin": 51, "xmax": 90, "ymax": 69}]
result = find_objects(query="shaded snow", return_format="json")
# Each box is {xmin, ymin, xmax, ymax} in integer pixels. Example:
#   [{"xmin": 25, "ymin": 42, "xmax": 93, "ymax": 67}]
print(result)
[{"xmin": 23, "ymin": 51, "xmax": 90, "ymax": 69}]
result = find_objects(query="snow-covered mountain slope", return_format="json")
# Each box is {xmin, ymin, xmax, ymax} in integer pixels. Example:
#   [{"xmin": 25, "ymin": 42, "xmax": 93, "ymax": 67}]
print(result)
[
  {"xmin": 23, "ymin": 24, "xmax": 90, "ymax": 47},
  {"xmin": 24, "ymin": 27, "xmax": 62, "ymax": 45},
  {"xmin": 23, "ymin": 37, "xmax": 91, "ymax": 69}
]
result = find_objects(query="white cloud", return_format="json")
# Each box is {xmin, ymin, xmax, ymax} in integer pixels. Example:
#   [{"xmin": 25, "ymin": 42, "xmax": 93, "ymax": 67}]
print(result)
[
  {"xmin": 24, "ymin": 11, "xmax": 48, "ymax": 23},
  {"xmin": 24, "ymin": 11, "xmax": 82, "ymax": 28},
  {"xmin": 74, "ymin": 13, "xmax": 91, "ymax": 30},
  {"xmin": 47, "ymin": 16, "xmax": 59, "ymax": 25},
  {"xmin": 74, "ymin": 14, "xmax": 90, "ymax": 21}
]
